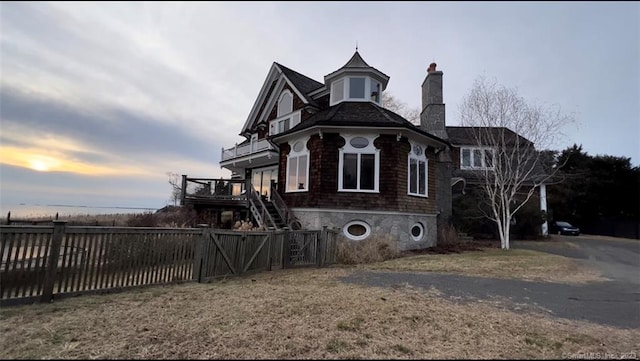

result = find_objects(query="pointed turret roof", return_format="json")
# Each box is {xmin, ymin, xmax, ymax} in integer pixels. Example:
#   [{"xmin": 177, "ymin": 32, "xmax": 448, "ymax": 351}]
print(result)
[
  {"xmin": 324, "ymin": 50, "xmax": 390, "ymax": 89},
  {"xmin": 341, "ymin": 51, "xmax": 371, "ymax": 68}
]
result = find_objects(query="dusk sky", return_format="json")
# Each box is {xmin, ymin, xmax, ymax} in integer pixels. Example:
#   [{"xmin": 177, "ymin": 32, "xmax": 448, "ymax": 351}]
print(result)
[{"xmin": 1, "ymin": 2, "xmax": 638, "ymax": 211}]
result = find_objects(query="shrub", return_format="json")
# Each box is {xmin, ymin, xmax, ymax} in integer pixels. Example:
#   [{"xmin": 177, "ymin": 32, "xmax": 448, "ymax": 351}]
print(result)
[
  {"xmin": 439, "ymin": 223, "xmax": 459, "ymax": 245},
  {"xmin": 336, "ymin": 235, "xmax": 400, "ymax": 265}
]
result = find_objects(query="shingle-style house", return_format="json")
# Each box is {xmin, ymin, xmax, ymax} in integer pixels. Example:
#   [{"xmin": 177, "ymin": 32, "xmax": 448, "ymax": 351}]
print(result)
[
  {"xmin": 445, "ymin": 126, "xmax": 549, "ymax": 236},
  {"xmin": 193, "ymin": 51, "xmax": 452, "ymax": 250},
  {"xmin": 181, "ymin": 50, "xmax": 547, "ymax": 246}
]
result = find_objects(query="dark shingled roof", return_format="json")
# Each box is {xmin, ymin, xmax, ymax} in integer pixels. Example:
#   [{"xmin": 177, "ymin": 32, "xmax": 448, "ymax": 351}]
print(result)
[
  {"xmin": 446, "ymin": 126, "xmax": 533, "ymax": 146},
  {"xmin": 275, "ymin": 62, "xmax": 324, "ymax": 107},
  {"xmin": 324, "ymin": 51, "xmax": 390, "ymax": 82},
  {"xmin": 272, "ymin": 101, "xmax": 448, "ymax": 145}
]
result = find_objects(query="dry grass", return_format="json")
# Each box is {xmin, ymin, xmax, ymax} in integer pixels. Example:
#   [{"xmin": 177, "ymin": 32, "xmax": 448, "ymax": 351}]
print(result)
[
  {"xmin": 364, "ymin": 248, "xmax": 606, "ymax": 284},
  {"xmin": 1, "ymin": 268, "xmax": 637, "ymax": 359},
  {"xmin": 336, "ymin": 236, "xmax": 400, "ymax": 265},
  {"xmin": 4, "ymin": 208, "xmax": 199, "ymax": 227}
]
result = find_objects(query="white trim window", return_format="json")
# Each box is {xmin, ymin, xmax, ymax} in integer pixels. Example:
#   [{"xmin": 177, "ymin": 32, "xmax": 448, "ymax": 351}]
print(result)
[
  {"xmin": 343, "ymin": 220, "xmax": 371, "ymax": 241},
  {"xmin": 277, "ymin": 90, "xmax": 293, "ymax": 117},
  {"xmin": 330, "ymin": 76, "xmax": 383, "ymax": 106},
  {"xmin": 286, "ymin": 137, "xmax": 309, "ymax": 192},
  {"xmin": 460, "ymin": 147, "xmax": 495, "ymax": 170},
  {"xmin": 338, "ymin": 134, "xmax": 379, "ymax": 192},
  {"xmin": 269, "ymin": 110, "xmax": 301, "ymax": 136},
  {"xmin": 408, "ymin": 142, "xmax": 428, "ymax": 197}
]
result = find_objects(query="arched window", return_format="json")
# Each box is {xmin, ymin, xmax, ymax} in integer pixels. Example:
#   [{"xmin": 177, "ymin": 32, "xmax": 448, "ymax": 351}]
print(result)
[
  {"xmin": 286, "ymin": 137, "xmax": 309, "ymax": 192},
  {"xmin": 408, "ymin": 141, "xmax": 428, "ymax": 197},
  {"xmin": 338, "ymin": 134, "xmax": 379, "ymax": 192},
  {"xmin": 277, "ymin": 90, "xmax": 293, "ymax": 117}
]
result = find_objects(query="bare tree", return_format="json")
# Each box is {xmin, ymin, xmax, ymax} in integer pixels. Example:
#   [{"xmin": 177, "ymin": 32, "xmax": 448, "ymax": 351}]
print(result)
[
  {"xmin": 167, "ymin": 172, "xmax": 182, "ymax": 206},
  {"xmin": 383, "ymin": 92, "xmax": 420, "ymax": 124},
  {"xmin": 459, "ymin": 76, "xmax": 573, "ymax": 249}
]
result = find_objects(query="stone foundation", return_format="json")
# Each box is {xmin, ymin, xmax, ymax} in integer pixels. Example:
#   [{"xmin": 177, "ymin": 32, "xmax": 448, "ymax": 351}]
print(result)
[{"xmin": 291, "ymin": 208, "xmax": 437, "ymax": 251}]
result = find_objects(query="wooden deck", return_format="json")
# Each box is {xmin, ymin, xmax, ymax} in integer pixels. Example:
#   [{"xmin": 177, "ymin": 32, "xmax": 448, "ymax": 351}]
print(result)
[{"xmin": 180, "ymin": 177, "xmax": 249, "ymax": 208}]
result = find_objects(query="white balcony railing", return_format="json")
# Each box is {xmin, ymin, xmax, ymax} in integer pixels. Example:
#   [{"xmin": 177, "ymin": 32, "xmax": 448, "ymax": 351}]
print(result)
[{"xmin": 221, "ymin": 138, "xmax": 277, "ymax": 162}]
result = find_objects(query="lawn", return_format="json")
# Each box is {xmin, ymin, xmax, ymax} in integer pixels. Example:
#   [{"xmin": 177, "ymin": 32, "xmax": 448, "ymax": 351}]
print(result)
[
  {"xmin": 363, "ymin": 246, "xmax": 606, "ymax": 284},
  {"xmin": 1, "ymin": 250, "xmax": 638, "ymax": 359}
]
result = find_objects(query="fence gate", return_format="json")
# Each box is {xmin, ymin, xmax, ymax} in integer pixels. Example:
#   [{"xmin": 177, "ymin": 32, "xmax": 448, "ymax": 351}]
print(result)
[
  {"xmin": 285, "ymin": 231, "xmax": 319, "ymax": 267},
  {"xmin": 197, "ymin": 231, "xmax": 273, "ymax": 282}
]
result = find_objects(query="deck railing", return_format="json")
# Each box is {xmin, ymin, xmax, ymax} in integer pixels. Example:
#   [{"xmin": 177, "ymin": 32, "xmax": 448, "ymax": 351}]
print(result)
[
  {"xmin": 180, "ymin": 177, "xmax": 247, "ymax": 204},
  {"xmin": 270, "ymin": 180, "xmax": 291, "ymax": 227},
  {"xmin": 221, "ymin": 139, "xmax": 276, "ymax": 162}
]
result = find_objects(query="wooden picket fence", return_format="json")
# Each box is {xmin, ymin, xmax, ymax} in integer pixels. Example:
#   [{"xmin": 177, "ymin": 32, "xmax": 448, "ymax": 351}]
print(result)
[{"xmin": 0, "ymin": 222, "xmax": 338, "ymax": 306}]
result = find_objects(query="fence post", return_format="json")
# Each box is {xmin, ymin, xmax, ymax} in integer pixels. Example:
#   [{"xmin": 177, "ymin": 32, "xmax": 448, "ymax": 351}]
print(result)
[
  {"xmin": 282, "ymin": 229, "xmax": 291, "ymax": 269},
  {"xmin": 317, "ymin": 226, "xmax": 327, "ymax": 267},
  {"xmin": 266, "ymin": 231, "xmax": 273, "ymax": 271},
  {"xmin": 237, "ymin": 232, "xmax": 247, "ymax": 276},
  {"xmin": 41, "ymin": 221, "xmax": 67, "ymax": 303},
  {"xmin": 192, "ymin": 225, "xmax": 208, "ymax": 282}
]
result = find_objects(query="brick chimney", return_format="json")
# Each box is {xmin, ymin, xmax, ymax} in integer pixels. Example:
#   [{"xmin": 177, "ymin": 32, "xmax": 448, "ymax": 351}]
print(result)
[{"xmin": 420, "ymin": 62, "xmax": 447, "ymax": 140}]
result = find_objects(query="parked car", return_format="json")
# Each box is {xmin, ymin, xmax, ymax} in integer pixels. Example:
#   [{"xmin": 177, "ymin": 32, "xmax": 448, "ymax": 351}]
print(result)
[{"xmin": 550, "ymin": 221, "xmax": 580, "ymax": 236}]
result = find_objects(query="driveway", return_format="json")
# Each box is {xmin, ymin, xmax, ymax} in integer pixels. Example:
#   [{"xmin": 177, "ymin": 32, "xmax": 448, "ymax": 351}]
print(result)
[{"xmin": 340, "ymin": 235, "xmax": 640, "ymax": 329}]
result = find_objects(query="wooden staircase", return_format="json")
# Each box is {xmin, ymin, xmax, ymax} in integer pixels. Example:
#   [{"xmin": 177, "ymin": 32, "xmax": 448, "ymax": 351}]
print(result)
[
  {"xmin": 264, "ymin": 201, "xmax": 288, "ymax": 229},
  {"xmin": 457, "ymin": 232, "xmax": 474, "ymax": 243},
  {"xmin": 247, "ymin": 185, "xmax": 292, "ymax": 230}
]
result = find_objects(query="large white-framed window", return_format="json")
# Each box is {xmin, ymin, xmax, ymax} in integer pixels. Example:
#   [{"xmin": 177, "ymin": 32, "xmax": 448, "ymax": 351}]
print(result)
[
  {"xmin": 460, "ymin": 147, "xmax": 495, "ymax": 170},
  {"xmin": 277, "ymin": 90, "xmax": 293, "ymax": 117},
  {"xmin": 338, "ymin": 134, "xmax": 380, "ymax": 192},
  {"xmin": 408, "ymin": 141, "xmax": 428, "ymax": 197},
  {"xmin": 330, "ymin": 76, "xmax": 383, "ymax": 106},
  {"xmin": 269, "ymin": 110, "xmax": 301, "ymax": 136},
  {"xmin": 286, "ymin": 137, "xmax": 309, "ymax": 192}
]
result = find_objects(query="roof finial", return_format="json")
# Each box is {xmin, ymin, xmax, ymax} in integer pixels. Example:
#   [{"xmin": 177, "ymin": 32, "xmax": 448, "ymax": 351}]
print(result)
[{"xmin": 356, "ymin": 41, "xmax": 358, "ymax": 52}]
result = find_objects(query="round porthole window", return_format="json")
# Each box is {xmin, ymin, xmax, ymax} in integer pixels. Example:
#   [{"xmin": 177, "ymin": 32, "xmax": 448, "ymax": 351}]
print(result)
[
  {"xmin": 410, "ymin": 223, "xmax": 424, "ymax": 241},
  {"xmin": 292, "ymin": 141, "xmax": 304, "ymax": 152},
  {"xmin": 350, "ymin": 137, "xmax": 369, "ymax": 148},
  {"xmin": 413, "ymin": 144, "xmax": 423, "ymax": 156},
  {"xmin": 343, "ymin": 220, "xmax": 371, "ymax": 241}
]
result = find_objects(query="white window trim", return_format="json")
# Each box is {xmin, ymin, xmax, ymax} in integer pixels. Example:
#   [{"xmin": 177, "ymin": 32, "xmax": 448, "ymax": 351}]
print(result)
[
  {"xmin": 277, "ymin": 90, "xmax": 293, "ymax": 117},
  {"xmin": 338, "ymin": 134, "xmax": 380, "ymax": 193},
  {"xmin": 269, "ymin": 110, "xmax": 301, "ymax": 136},
  {"xmin": 410, "ymin": 222, "xmax": 425, "ymax": 242},
  {"xmin": 285, "ymin": 137, "xmax": 310, "ymax": 193},
  {"xmin": 460, "ymin": 146, "xmax": 496, "ymax": 170},
  {"xmin": 330, "ymin": 76, "xmax": 383, "ymax": 106},
  {"xmin": 343, "ymin": 220, "xmax": 371, "ymax": 241},
  {"xmin": 408, "ymin": 141, "xmax": 428, "ymax": 198}
]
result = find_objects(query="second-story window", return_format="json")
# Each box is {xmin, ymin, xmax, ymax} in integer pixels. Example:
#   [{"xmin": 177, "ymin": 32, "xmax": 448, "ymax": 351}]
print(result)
[
  {"xmin": 461, "ymin": 147, "xmax": 495, "ymax": 169},
  {"xmin": 286, "ymin": 138, "xmax": 309, "ymax": 192},
  {"xmin": 277, "ymin": 90, "xmax": 293, "ymax": 117},
  {"xmin": 270, "ymin": 89, "xmax": 300, "ymax": 136}
]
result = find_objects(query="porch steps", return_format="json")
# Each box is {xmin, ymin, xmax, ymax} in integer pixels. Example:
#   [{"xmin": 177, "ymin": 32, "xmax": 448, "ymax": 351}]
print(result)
[
  {"xmin": 457, "ymin": 232, "xmax": 474, "ymax": 243},
  {"xmin": 264, "ymin": 201, "xmax": 288, "ymax": 230}
]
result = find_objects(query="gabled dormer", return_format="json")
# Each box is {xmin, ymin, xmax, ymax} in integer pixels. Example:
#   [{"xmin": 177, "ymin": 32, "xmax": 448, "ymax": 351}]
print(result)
[{"xmin": 324, "ymin": 51, "xmax": 390, "ymax": 106}]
